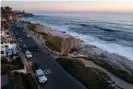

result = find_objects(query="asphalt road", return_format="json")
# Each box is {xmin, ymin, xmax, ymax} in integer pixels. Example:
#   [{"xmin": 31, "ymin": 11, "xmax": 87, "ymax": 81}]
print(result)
[{"xmin": 11, "ymin": 23, "xmax": 87, "ymax": 89}]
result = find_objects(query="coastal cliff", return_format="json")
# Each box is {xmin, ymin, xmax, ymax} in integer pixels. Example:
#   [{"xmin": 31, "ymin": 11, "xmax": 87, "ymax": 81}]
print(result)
[
  {"xmin": 61, "ymin": 37, "xmax": 83, "ymax": 53},
  {"xmin": 27, "ymin": 23, "xmax": 83, "ymax": 53}
]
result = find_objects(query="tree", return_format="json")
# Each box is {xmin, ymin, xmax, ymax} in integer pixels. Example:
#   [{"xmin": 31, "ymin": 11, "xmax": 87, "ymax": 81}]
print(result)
[{"xmin": 1, "ymin": 6, "xmax": 13, "ymax": 20}]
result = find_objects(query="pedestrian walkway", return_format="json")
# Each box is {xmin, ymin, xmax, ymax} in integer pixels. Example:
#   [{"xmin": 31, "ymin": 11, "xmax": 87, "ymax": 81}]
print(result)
[
  {"xmin": 77, "ymin": 58, "xmax": 133, "ymax": 89},
  {"xmin": 11, "ymin": 69, "xmax": 26, "ymax": 74}
]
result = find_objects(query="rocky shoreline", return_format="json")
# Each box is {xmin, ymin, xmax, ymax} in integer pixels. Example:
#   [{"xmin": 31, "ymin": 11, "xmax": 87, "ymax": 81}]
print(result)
[
  {"xmin": 78, "ymin": 44, "xmax": 133, "ymax": 74},
  {"xmin": 26, "ymin": 22, "xmax": 84, "ymax": 53},
  {"xmin": 24, "ymin": 21, "xmax": 133, "ymax": 84}
]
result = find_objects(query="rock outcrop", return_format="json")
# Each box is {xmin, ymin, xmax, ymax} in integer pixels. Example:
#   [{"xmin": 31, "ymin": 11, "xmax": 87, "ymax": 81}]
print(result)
[
  {"xmin": 33, "ymin": 24, "xmax": 83, "ymax": 53},
  {"xmin": 61, "ymin": 37, "xmax": 83, "ymax": 53},
  {"xmin": 78, "ymin": 44, "xmax": 133, "ymax": 75}
]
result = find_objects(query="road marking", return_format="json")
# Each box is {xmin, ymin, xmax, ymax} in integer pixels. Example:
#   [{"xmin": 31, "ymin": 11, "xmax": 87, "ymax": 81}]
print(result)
[{"xmin": 43, "ymin": 69, "xmax": 52, "ymax": 75}]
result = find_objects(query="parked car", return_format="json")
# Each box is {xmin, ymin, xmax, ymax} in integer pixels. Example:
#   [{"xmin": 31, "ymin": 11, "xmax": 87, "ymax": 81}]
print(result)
[
  {"xmin": 25, "ymin": 50, "xmax": 32, "ymax": 58},
  {"xmin": 15, "ymin": 33, "xmax": 18, "ymax": 36},
  {"xmin": 28, "ymin": 46, "xmax": 40, "ymax": 52},
  {"xmin": 22, "ymin": 46, "xmax": 28, "ymax": 53},
  {"xmin": 7, "ymin": 49, "xmax": 12, "ymax": 56},
  {"xmin": 27, "ymin": 35, "xmax": 30, "ymax": 37},
  {"xmin": 18, "ymin": 38, "xmax": 22, "ymax": 42},
  {"xmin": 35, "ymin": 69, "xmax": 47, "ymax": 84},
  {"xmin": 31, "ymin": 62, "xmax": 40, "ymax": 72}
]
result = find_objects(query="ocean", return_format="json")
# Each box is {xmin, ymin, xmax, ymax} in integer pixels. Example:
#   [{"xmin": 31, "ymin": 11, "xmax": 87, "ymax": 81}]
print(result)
[{"xmin": 23, "ymin": 13, "xmax": 133, "ymax": 61}]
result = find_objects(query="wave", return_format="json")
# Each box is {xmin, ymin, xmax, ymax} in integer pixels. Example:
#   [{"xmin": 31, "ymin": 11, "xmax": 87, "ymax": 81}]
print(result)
[
  {"xmin": 66, "ymin": 31, "xmax": 133, "ymax": 61},
  {"xmin": 93, "ymin": 26, "xmax": 118, "ymax": 32},
  {"xmin": 44, "ymin": 24, "xmax": 133, "ymax": 61},
  {"xmin": 23, "ymin": 16, "xmax": 133, "ymax": 61},
  {"xmin": 78, "ymin": 23, "xmax": 119, "ymax": 32}
]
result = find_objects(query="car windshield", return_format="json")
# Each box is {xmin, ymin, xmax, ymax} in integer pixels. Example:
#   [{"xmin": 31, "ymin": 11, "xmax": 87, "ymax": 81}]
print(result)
[
  {"xmin": 37, "ymin": 70, "xmax": 44, "ymax": 76},
  {"xmin": 27, "ymin": 53, "xmax": 31, "ymax": 55},
  {"xmin": 39, "ymin": 74, "xmax": 45, "ymax": 77}
]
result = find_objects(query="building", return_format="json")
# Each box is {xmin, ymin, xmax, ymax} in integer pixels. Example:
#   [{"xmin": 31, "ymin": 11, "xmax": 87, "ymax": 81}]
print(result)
[{"xmin": 1, "ymin": 43, "xmax": 18, "ymax": 59}]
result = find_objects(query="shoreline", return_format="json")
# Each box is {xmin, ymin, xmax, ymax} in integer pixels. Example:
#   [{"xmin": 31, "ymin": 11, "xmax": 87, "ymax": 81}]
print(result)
[
  {"xmin": 23, "ymin": 18, "xmax": 133, "ymax": 61},
  {"xmin": 23, "ymin": 20, "xmax": 133, "ymax": 84},
  {"xmin": 26, "ymin": 21, "xmax": 132, "ymax": 60}
]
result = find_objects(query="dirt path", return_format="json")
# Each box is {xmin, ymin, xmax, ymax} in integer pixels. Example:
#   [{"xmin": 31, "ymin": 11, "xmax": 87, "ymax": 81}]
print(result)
[{"xmin": 77, "ymin": 58, "xmax": 133, "ymax": 89}]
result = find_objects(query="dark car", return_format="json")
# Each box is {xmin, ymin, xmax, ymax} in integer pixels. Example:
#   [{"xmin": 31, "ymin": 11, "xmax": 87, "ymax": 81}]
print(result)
[
  {"xmin": 32, "ymin": 62, "xmax": 40, "ymax": 72},
  {"xmin": 28, "ymin": 46, "xmax": 40, "ymax": 52},
  {"xmin": 19, "ymin": 43, "xmax": 28, "ymax": 52},
  {"xmin": 22, "ymin": 46, "xmax": 28, "ymax": 53}
]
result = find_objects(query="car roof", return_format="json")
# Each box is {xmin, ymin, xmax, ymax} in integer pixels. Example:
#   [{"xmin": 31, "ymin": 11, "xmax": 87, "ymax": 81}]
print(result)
[
  {"xmin": 36, "ymin": 69, "xmax": 44, "ymax": 75},
  {"xmin": 26, "ymin": 50, "xmax": 30, "ymax": 53},
  {"xmin": 38, "ymin": 75, "xmax": 47, "ymax": 81}
]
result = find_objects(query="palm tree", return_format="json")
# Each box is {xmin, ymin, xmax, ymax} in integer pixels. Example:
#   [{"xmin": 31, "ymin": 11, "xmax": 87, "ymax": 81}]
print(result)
[{"xmin": 1, "ymin": 6, "xmax": 13, "ymax": 21}]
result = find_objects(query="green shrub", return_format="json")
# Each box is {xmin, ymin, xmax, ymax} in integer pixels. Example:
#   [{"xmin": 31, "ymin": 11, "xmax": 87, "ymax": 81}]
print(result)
[
  {"xmin": 1, "ymin": 57, "xmax": 24, "ymax": 75},
  {"xmin": 27, "ymin": 22, "xmax": 62, "ymax": 52},
  {"xmin": 56, "ymin": 58, "xmax": 111, "ymax": 89},
  {"xmin": 9, "ymin": 72, "xmax": 38, "ymax": 89},
  {"xmin": 9, "ymin": 57, "xmax": 24, "ymax": 69},
  {"xmin": 46, "ymin": 35, "xmax": 62, "ymax": 52},
  {"xmin": 26, "ymin": 73, "xmax": 38, "ymax": 89},
  {"xmin": 1, "ymin": 64, "xmax": 16, "ymax": 75},
  {"xmin": 10, "ymin": 72, "xmax": 27, "ymax": 89}
]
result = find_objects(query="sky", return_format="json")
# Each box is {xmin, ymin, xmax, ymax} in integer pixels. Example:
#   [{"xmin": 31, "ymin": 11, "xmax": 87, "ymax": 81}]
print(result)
[{"xmin": 1, "ymin": 0, "xmax": 133, "ymax": 14}]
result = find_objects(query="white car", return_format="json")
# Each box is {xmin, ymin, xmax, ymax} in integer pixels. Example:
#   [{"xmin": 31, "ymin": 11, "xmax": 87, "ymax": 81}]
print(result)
[
  {"xmin": 27, "ymin": 35, "xmax": 30, "ymax": 37},
  {"xmin": 36, "ymin": 69, "xmax": 47, "ymax": 83},
  {"xmin": 25, "ymin": 50, "xmax": 32, "ymax": 58}
]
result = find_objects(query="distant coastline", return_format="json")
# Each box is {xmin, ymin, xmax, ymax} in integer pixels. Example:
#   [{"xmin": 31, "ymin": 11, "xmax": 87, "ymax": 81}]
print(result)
[{"xmin": 22, "ymin": 14, "xmax": 133, "ymax": 61}]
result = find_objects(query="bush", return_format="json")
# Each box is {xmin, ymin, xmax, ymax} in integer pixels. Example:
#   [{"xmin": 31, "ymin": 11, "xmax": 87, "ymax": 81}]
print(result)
[
  {"xmin": 26, "ymin": 73, "xmax": 38, "ymax": 89},
  {"xmin": 1, "ymin": 64, "xmax": 16, "ymax": 75},
  {"xmin": 45, "ymin": 35, "xmax": 62, "ymax": 52},
  {"xmin": 9, "ymin": 72, "xmax": 38, "ymax": 89},
  {"xmin": 27, "ymin": 22, "xmax": 62, "ymax": 52},
  {"xmin": 10, "ymin": 72, "xmax": 27, "ymax": 89},
  {"xmin": 9, "ymin": 57, "xmax": 24, "ymax": 69},
  {"xmin": 56, "ymin": 58, "xmax": 112, "ymax": 89},
  {"xmin": 1, "ymin": 57, "xmax": 24, "ymax": 75}
]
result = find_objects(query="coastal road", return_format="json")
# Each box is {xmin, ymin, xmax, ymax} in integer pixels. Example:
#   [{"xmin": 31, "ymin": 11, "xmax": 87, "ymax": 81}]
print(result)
[{"xmin": 11, "ymin": 23, "xmax": 87, "ymax": 89}]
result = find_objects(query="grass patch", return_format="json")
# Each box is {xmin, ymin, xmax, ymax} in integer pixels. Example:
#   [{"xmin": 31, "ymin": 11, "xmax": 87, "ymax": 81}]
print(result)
[
  {"xmin": 45, "ymin": 35, "xmax": 62, "ymax": 52},
  {"xmin": 9, "ymin": 72, "xmax": 38, "ymax": 89},
  {"xmin": 1, "ymin": 57, "xmax": 24, "ymax": 75},
  {"xmin": 85, "ymin": 57, "xmax": 133, "ymax": 84},
  {"xmin": 56, "ymin": 58, "xmax": 112, "ymax": 89},
  {"xmin": 26, "ymin": 73, "xmax": 38, "ymax": 89},
  {"xmin": 27, "ymin": 23, "xmax": 62, "ymax": 52}
]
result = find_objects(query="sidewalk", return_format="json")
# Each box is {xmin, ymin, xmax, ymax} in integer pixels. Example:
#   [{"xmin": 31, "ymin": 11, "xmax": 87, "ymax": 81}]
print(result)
[{"xmin": 77, "ymin": 58, "xmax": 133, "ymax": 89}]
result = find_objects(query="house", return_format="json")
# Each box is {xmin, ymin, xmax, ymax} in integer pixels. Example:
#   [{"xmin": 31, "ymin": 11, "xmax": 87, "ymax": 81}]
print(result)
[
  {"xmin": 1, "ymin": 47, "xmax": 7, "ymax": 59},
  {"xmin": 0, "ymin": 30, "xmax": 5, "ymax": 37},
  {"xmin": 1, "ymin": 43, "xmax": 18, "ymax": 58}
]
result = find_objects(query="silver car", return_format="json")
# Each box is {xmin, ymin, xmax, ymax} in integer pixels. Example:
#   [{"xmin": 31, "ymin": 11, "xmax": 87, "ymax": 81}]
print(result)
[{"xmin": 35, "ymin": 69, "xmax": 47, "ymax": 83}]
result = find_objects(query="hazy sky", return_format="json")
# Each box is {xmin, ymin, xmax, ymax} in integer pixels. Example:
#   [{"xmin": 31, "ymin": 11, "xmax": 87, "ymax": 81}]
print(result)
[{"xmin": 2, "ymin": 0, "xmax": 133, "ymax": 14}]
